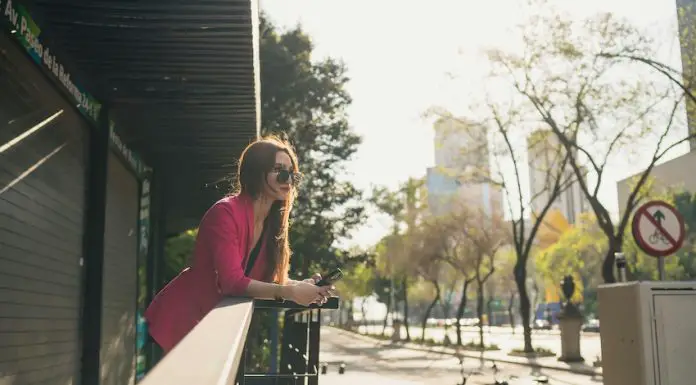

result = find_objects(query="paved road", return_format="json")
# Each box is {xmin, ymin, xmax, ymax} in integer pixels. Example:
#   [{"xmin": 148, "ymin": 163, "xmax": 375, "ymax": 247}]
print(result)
[
  {"xmin": 357, "ymin": 325, "xmax": 603, "ymax": 362},
  {"xmin": 320, "ymin": 327, "xmax": 604, "ymax": 385}
]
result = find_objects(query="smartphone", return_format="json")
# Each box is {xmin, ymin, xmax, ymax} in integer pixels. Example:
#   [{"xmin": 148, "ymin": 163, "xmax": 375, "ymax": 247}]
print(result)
[{"xmin": 316, "ymin": 268, "xmax": 343, "ymax": 286}]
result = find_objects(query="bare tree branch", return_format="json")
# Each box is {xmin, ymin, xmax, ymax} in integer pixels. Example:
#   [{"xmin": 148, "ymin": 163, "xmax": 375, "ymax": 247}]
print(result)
[{"xmin": 599, "ymin": 53, "xmax": 696, "ymax": 105}]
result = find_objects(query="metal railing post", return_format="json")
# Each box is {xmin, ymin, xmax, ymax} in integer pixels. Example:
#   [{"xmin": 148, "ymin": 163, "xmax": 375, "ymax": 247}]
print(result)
[
  {"xmin": 307, "ymin": 310, "xmax": 321, "ymax": 385},
  {"xmin": 244, "ymin": 298, "xmax": 338, "ymax": 385},
  {"xmin": 279, "ymin": 310, "xmax": 308, "ymax": 383}
]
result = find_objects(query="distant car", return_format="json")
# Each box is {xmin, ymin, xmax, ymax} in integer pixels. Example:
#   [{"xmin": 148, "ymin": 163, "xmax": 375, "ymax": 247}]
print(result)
[
  {"xmin": 458, "ymin": 318, "xmax": 480, "ymax": 327},
  {"xmin": 583, "ymin": 318, "xmax": 600, "ymax": 333},
  {"xmin": 533, "ymin": 319, "xmax": 552, "ymax": 330}
]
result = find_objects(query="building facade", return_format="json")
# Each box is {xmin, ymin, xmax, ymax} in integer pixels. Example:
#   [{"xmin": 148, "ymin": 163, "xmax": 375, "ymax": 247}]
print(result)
[
  {"xmin": 676, "ymin": 0, "xmax": 696, "ymax": 151},
  {"xmin": 616, "ymin": 151, "xmax": 696, "ymax": 217},
  {"xmin": 527, "ymin": 129, "xmax": 589, "ymax": 224},
  {"xmin": 427, "ymin": 116, "xmax": 503, "ymax": 217}
]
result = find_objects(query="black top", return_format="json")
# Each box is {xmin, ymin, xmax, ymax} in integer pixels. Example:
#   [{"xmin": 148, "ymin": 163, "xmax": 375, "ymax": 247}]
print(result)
[{"xmin": 244, "ymin": 225, "xmax": 266, "ymax": 276}]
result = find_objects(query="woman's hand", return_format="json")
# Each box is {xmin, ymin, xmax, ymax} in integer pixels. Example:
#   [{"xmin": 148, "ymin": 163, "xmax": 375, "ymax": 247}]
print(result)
[
  {"xmin": 285, "ymin": 281, "xmax": 333, "ymax": 307},
  {"xmin": 303, "ymin": 272, "xmax": 322, "ymax": 284}
]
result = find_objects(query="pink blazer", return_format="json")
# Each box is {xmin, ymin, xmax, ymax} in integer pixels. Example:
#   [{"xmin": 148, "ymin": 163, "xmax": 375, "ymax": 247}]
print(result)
[{"xmin": 144, "ymin": 193, "xmax": 270, "ymax": 352}]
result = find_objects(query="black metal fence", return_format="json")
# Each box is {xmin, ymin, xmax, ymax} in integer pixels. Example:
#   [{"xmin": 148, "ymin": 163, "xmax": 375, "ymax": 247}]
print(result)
[{"xmin": 236, "ymin": 298, "xmax": 339, "ymax": 385}]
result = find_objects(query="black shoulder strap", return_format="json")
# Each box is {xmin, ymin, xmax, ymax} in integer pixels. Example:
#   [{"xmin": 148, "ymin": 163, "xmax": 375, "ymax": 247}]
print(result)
[{"xmin": 245, "ymin": 225, "xmax": 266, "ymax": 276}]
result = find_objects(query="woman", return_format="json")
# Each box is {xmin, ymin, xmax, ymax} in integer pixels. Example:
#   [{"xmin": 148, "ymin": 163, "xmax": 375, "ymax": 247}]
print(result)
[{"xmin": 144, "ymin": 136, "xmax": 333, "ymax": 353}]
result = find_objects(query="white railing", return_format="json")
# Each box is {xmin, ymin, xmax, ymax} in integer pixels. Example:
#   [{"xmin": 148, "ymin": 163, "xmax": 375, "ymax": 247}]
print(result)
[{"xmin": 139, "ymin": 297, "xmax": 254, "ymax": 385}]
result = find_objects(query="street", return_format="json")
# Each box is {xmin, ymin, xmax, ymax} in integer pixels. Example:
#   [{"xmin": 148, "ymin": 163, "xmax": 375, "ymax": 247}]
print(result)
[
  {"xmin": 320, "ymin": 327, "xmax": 604, "ymax": 385},
  {"xmin": 355, "ymin": 325, "xmax": 603, "ymax": 363}
]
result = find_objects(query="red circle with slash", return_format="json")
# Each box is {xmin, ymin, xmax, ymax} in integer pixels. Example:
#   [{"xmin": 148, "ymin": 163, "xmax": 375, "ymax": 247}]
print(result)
[{"xmin": 632, "ymin": 200, "xmax": 686, "ymax": 257}]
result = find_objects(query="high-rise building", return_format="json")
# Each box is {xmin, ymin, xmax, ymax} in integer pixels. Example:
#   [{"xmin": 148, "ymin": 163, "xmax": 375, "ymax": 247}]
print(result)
[
  {"xmin": 527, "ymin": 129, "xmax": 588, "ymax": 224},
  {"xmin": 427, "ymin": 116, "xmax": 503, "ymax": 217},
  {"xmin": 433, "ymin": 116, "xmax": 490, "ymax": 172},
  {"xmin": 677, "ymin": 0, "xmax": 696, "ymax": 151}
]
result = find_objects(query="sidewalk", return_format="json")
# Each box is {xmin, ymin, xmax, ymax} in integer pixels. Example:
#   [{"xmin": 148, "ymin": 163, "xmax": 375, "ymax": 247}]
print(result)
[
  {"xmin": 321, "ymin": 371, "xmax": 426, "ymax": 385},
  {"xmin": 329, "ymin": 327, "xmax": 602, "ymax": 377}
]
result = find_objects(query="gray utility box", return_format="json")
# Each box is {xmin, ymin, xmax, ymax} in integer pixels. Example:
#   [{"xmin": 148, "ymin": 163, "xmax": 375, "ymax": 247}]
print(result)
[{"xmin": 597, "ymin": 281, "xmax": 696, "ymax": 385}]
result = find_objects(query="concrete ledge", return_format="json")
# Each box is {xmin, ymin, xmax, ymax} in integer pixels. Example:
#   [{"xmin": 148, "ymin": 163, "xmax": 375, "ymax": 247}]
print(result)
[{"xmin": 329, "ymin": 326, "xmax": 603, "ymax": 377}]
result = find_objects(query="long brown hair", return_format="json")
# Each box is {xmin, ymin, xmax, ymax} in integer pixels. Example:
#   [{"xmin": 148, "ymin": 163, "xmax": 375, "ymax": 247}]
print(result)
[{"xmin": 234, "ymin": 136, "xmax": 298, "ymax": 284}]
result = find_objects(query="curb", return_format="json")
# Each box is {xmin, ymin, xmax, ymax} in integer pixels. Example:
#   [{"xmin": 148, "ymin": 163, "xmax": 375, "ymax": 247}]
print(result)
[{"xmin": 328, "ymin": 327, "xmax": 602, "ymax": 377}]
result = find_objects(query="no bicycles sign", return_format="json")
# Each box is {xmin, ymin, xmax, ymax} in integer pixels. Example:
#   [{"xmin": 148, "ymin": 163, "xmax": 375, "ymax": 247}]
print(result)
[{"xmin": 632, "ymin": 200, "xmax": 686, "ymax": 258}]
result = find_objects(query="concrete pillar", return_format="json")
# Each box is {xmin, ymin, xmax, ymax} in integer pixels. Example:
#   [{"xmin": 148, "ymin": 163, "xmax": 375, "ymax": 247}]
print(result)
[{"xmin": 558, "ymin": 310, "xmax": 584, "ymax": 363}]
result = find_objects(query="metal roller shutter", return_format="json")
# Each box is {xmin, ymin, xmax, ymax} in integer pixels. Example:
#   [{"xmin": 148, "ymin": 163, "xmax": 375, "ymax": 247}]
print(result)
[
  {"xmin": 100, "ymin": 153, "xmax": 139, "ymax": 385},
  {"xmin": 0, "ymin": 36, "xmax": 87, "ymax": 384}
]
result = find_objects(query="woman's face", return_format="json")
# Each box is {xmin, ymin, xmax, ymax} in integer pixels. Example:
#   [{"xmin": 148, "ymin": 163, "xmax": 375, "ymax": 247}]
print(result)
[{"xmin": 263, "ymin": 151, "xmax": 295, "ymax": 201}]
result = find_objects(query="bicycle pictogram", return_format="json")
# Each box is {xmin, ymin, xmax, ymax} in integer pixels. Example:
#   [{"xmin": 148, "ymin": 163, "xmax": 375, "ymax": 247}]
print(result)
[{"xmin": 648, "ymin": 229, "xmax": 671, "ymax": 246}]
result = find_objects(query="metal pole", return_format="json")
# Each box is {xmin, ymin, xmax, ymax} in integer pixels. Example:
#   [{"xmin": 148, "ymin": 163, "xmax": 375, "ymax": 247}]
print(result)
[
  {"xmin": 615, "ymin": 252, "xmax": 627, "ymax": 283},
  {"xmin": 658, "ymin": 256, "xmax": 666, "ymax": 281},
  {"xmin": 389, "ymin": 273, "xmax": 395, "ymax": 324},
  {"xmin": 269, "ymin": 309, "xmax": 279, "ymax": 373}
]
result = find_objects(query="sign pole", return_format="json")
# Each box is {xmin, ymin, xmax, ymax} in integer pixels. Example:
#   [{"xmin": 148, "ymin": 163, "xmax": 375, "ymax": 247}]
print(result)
[{"xmin": 658, "ymin": 257, "xmax": 666, "ymax": 281}]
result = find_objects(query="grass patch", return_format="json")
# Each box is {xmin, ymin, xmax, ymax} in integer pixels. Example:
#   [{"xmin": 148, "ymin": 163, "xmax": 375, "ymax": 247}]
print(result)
[
  {"xmin": 508, "ymin": 347, "xmax": 556, "ymax": 358},
  {"xmin": 460, "ymin": 340, "xmax": 500, "ymax": 351},
  {"xmin": 367, "ymin": 333, "xmax": 392, "ymax": 341},
  {"xmin": 355, "ymin": 330, "xmax": 500, "ymax": 351}
]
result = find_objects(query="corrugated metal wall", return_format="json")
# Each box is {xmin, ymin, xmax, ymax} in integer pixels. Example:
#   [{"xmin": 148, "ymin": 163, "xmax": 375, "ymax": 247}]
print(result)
[
  {"xmin": 0, "ymin": 35, "xmax": 87, "ymax": 385},
  {"xmin": 100, "ymin": 153, "xmax": 139, "ymax": 385}
]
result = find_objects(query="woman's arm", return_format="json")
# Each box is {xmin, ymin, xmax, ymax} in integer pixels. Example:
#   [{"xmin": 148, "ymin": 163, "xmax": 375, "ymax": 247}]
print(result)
[{"xmin": 245, "ymin": 280, "xmax": 293, "ymax": 300}]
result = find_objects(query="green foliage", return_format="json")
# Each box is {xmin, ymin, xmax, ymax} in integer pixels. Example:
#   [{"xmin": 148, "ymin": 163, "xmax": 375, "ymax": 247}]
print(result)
[
  {"xmin": 672, "ymin": 191, "xmax": 696, "ymax": 277},
  {"xmin": 335, "ymin": 261, "xmax": 374, "ymax": 300},
  {"xmin": 163, "ymin": 229, "xmax": 197, "ymax": 283},
  {"xmin": 536, "ymin": 213, "xmax": 604, "ymax": 291},
  {"xmin": 243, "ymin": 311, "xmax": 276, "ymax": 373},
  {"xmin": 491, "ymin": 247, "xmax": 517, "ymax": 295},
  {"xmin": 259, "ymin": 15, "xmax": 365, "ymax": 276}
]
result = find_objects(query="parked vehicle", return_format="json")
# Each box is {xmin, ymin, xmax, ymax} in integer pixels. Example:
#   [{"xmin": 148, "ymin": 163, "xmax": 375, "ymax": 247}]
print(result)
[
  {"xmin": 582, "ymin": 318, "xmax": 600, "ymax": 333},
  {"xmin": 533, "ymin": 319, "xmax": 552, "ymax": 330}
]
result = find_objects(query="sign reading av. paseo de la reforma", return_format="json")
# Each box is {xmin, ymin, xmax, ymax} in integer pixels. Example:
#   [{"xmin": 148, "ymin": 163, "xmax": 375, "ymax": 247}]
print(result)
[
  {"xmin": 2, "ymin": 0, "xmax": 102, "ymax": 123},
  {"xmin": 2, "ymin": 0, "xmax": 150, "ymax": 177}
]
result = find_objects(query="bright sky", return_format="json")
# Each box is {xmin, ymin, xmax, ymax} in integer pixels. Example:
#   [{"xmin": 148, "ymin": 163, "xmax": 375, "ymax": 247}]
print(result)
[{"xmin": 261, "ymin": 0, "xmax": 690, "ymax": 249}]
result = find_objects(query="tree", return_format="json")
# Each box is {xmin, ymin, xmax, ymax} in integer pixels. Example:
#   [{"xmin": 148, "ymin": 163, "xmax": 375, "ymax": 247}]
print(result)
[
  {"xmin": 598, "ymin": 0, "xmax": 696, "ymax": 117},
  {"xmin": 422, "ymin": 107, "xmax": 574, "ymax": 353},
  {"xmin": 671, "ymin": 191, "xmax": 696, "ymax": 278},
  {"xmin": 370, "ymin": 186, "xmax": 406, "ymax": 336},
  {"xmin": 457, "ymin": 209, "xmax": 508, "ymax": 348},
  {"xmin": 485, "ymin": 1, "xmax": 693, "ymax": 283},
  {"xmin": 492, "ymin": 247, "xmax": 519, "ymax": 333},
  {"xmin": 370, "ymin": 177, "xmax": 428, "ymax": 341},
  {"xmin": 372, "ymin": 235, "xmax": 401, "ymax": 336},
  {"xmin": 536, "ymin": 213, "xmax": 604, "ymax": 314},
  {"xmin": 417, "ymin": 209, "xmax": 475, "ymax": 346},
  {"xmin": 259, "ymin": 15, "xmax": 365, "ymax": 277},
  {"xmin": 409, "ymin": 218, "xmax": 450, "ymax": 344},
  {"xmin": 440, "ymin": 225, "xmax": 477, "ymax": 346},
  {"xmin": 335, "ymin": 260, "xmax": 374, "ymax": 329}
]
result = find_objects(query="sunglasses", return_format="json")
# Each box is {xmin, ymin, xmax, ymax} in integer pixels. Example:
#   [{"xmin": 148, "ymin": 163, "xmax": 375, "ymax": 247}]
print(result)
[{"xmin": 274, "ymin": 169, "xmax": 303, "ymax": 185}]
